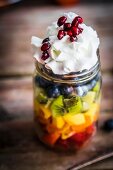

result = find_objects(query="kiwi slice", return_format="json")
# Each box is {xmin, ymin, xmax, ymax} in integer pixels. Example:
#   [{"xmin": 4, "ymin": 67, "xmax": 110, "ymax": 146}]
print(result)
[
  {"xmin": 37, "ymin": 92, "xmax": 48, "ymax": 104},
  {"xmin": 64, "ymin": 96, "xmax": 82, "ymax": 114},
  {"xmin": 51, "ymin": 95, "xmax": 83, "ymax": 117},
  {"xmin": 51, "ymin": 95, "xmax": 66, "ymax": 117}
]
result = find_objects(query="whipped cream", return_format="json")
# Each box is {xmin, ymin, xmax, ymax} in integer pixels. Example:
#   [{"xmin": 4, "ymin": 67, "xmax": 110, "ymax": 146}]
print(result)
[{"xmin": 31, "ymin": 12, "xmax": 100, "ymax": 75}]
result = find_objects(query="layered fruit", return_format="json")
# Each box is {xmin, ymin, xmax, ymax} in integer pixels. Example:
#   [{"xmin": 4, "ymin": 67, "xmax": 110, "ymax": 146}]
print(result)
[{"xmin": 34, "ymin": 73, "xmax": 101, "ymax": 150}]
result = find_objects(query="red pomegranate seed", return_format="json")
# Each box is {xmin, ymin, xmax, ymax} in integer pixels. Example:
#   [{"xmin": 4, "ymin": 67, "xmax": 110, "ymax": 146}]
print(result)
[
  {"xmin": 71, "ymin": 26, "xmax": 80, "ymax": 37},
  {"xmin": 72, "ymin": 16, "xmax": 83, "ymax": 26},
  {"xmin": 41, "ymin": 42, "xmax": 51, "ymax": 51},
  {"xmin": 78, "ymin": 27, "xmax": 83, "ymax": 33},
  {"xmin": 63, "ymin": 23, "xmax": 72, "ymax": 31},
  {"xmin": 70, "ymin": 36, "xmax": 77, "ymax": 42},
  {"xmin": 57, "ymin": 30, "xmax": 65, "ymax": 40},
  {"xmin": 42, "ymin": 37, "xmax": 50, "ymax": 44},
  {"xmin": 57, "ymin": 16, "xmax": 67, "ymax": 27},
  {"xmin": 65, "ymin": 30, "xmax": 73, "ymax": 36},
  {"xmin": 41, "ymin": 51, "xmax": 50, "ymax": 60}
]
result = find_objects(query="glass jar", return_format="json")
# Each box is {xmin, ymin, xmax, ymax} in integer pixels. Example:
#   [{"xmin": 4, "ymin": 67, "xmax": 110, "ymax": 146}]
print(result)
[{"xmin": 33, "ymin": 55, "xmax": 101, "ymax": 151}]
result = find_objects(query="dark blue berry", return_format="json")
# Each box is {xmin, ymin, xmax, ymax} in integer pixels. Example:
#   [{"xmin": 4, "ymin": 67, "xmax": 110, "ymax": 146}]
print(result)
[
  {"xmin": 34, "ymin": 76, "xmax": 49, "ymax": 88},
  {"xmin": 60, "ymin": 86, "xmax": 73, "ymax": 96},
  {"xmin": 74, "ymin": 86, "xmax": 84, "ymax": 96},
  {"xmin": 87, "ymin": 79, "xmax": 97, "ymax": 91},
  {"xmin": 103, "ymin": 119, "xmax": 113, "ymax": 131},
  {"xmin": 46, "ymin": 86, "xmax": 60, "ymax": 98}
]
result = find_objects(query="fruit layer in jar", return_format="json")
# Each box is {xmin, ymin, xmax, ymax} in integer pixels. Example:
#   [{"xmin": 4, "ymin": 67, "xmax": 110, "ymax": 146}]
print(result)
[{"xmin": 34, "ymin": 74, "xmax": 101, "ymax": 150}]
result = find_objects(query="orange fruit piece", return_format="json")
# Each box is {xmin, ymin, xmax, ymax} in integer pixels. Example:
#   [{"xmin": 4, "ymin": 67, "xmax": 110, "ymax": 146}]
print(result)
[{"xmin": 42, "ymin": 132, "xmax": 60, "ymax": 146}]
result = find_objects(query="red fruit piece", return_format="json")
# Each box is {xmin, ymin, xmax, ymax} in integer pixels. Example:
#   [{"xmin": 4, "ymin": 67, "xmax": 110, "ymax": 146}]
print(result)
[
  {"xmin": 70, "ymin": 36, "xmax": 77, "ymax": 42},
  {"xmin": 70, "ymin": 132, "xmax": 87, "ymax": 145},
  {"xmin": 41, "ymin": 42, "xmax": 51, "ymax": 51},
  {"xmin": 42, "ymin": 37, "xmax": 50, "ymax": 44},
  {"xmin": 41, "ymin": 51, "xmax": 50, "ymax": 60},
  {"xmin": 57, "ymin": 30, "xmax": 65, "ymax": 40},
  {"xmin": 56, "ymin": 138, "xmax": 69, "ymax": 149},
  {"xmin": 57, "ymin": 16, "xmax": 67, "ymax": 27},
  {"xmin": 71, "ymin": 26, "xmax": 80, "ymax": 37},
  {"xmin": 72, "ymin": 16, "xmax": 83, "ymax": 26},
  {"xmin": 63, "ymin": 23, "xmax": 72, "ymax": 31},
  {"xmin": 86, "ymin": 124, "xmax": 95, "ymax": 135}
]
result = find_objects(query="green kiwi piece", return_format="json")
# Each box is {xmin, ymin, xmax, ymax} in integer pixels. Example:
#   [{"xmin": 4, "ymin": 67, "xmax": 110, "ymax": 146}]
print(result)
[
  {"xmin": 37, "ymin": 92, "xmax": 48, "ymax": 104},
  {"xmin": 50, "ymin": 95, "xmax": 65, "ymax": 117},
  {"xmin": 64, "ymin": 96, "xmax": 82, "ymax": 114}
]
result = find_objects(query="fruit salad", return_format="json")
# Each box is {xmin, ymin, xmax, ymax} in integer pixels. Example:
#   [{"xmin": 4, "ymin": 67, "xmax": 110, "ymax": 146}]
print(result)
[
  {"xmin": 31, "ymin": 12, "xmax": 101, "ymax": 150},
  {"xmin": 34, "ymin": 72, "xmax": 101, "ymax": 150}
]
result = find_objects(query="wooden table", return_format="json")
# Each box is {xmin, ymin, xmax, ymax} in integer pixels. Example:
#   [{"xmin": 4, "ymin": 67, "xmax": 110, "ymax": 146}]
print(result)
[{"xmin": 0, "ymin": 3, "xmax": 113, "ymax": 170}]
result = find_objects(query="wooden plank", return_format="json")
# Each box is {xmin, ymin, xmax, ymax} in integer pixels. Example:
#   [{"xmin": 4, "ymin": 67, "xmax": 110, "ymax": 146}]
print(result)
[{"xmin": 0, "ymin": 5, "xmax": 113, "ymax": 76}]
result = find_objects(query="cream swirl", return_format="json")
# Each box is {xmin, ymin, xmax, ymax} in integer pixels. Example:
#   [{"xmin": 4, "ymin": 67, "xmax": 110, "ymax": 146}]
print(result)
[{"xmin": 31, "ymin": 12, "xmax": 100, "ymax": 75}]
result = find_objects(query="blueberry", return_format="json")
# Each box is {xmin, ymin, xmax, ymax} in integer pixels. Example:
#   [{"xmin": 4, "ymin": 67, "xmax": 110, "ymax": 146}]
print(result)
[
  {"xmin": 87, "ymin": 79, "xmax": 97, "ymax": 90},
  {"xmin": 60, "ymin": 86, "xmax": 73, "ymax": 96},
  {"xmin": 46, "ymin": 86, "xmax": 60, "ymax": 98},
  {"xmin": 103, "ymin": 119, "xmax": 113, "ymax": 131},
  {"xmin": 34, "ymin": 76, "xmax": 50, "ymax": 88},
  {"xmin": 81, "ymin": 85, "xmax": 89, "ymax": 96},
  {"xmin": 75, "ymin": 86, "xmax": 84, "ymax": 96}
]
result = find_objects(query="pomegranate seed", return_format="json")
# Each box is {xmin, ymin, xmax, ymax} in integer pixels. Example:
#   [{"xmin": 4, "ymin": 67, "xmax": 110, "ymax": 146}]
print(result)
[
  {"xmin": 70, "ymin": 36, "xmax": 77, "ymax": 42},
  {"xmin": 78, "ymin": 27, "xmax": 83, "ymax": 33},
  {"xmin": 63, "ymin": 23, "xmax": 72, "ymax": 31},
  {"xmin": 41, "ymin": 51, "xmax": 50, "ymax": 60},
  {"xmin": 71, "ymin": 26, "xmax": 80, "ymax": 37},
  {"xmin": 57, "ymin": 16, "xmax": 67, "ymax": 27},
  {"xmin": 42, "ymin": 37, "xmax": 50, "ymax": 44},
  {"xmin": 72, "ymin": 16, "xmax": 83, "ymax": 26},
  {"xmin": 65, "ymin": 30, "xmax": 73, "ymax": 36},
  {"xmin": 57, "ymin": 30, "xmax": 65, "ymax": 40},
  {"xmin": 41, "ymin": 42, "xmax": 51, "ymax": 51}
]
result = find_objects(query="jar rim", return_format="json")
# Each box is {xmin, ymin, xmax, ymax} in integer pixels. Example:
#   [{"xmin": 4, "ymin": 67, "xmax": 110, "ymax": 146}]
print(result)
[{"xmin": 35, "ymin": 49, "xmax": 100, "ymax": 85}]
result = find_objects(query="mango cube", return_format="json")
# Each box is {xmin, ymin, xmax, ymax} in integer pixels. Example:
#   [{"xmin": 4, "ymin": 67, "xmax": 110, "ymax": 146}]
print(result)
[
  {"xmin": 64, "ymin": 113, "xmax": 85, "ymax": 126},
  {"xmin": 52, "ymin": 116, "xmax": 65, "ymax": 129}
]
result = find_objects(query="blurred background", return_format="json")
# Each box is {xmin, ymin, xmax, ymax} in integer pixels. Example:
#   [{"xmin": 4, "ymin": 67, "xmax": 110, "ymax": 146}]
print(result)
[{"xmin": 0, "ymin": 0, "xmax": 113, "ymax": 7}]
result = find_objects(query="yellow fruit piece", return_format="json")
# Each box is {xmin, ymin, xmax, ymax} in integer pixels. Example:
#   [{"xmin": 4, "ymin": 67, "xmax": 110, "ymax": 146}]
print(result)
[
  {"xmin": 63, "ymin": 113, "xmax": 85, "ymax": 126},
  {"xmin": 60, "ymin": 124, "xmax": 74, "ymax": 140},
  {"xmin": 82, "ymin": 91, "xmax": 96, "ymax": 105},
  {"xmin": 84, "ymin": 103, "xmax": 99, "ymax": 126},
  {"xmin": 39, "ymin": 104, "xmax": 51, "ymax": 119},
  {"xmin": 52, "ymin": 116, "xmax": 65, "ymax": 129}
]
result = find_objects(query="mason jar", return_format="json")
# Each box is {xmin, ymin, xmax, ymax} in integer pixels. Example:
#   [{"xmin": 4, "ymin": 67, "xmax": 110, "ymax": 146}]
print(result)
[{"xmin": 33, "ymin": 55, "xmax": 101, "ymax": 151}]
